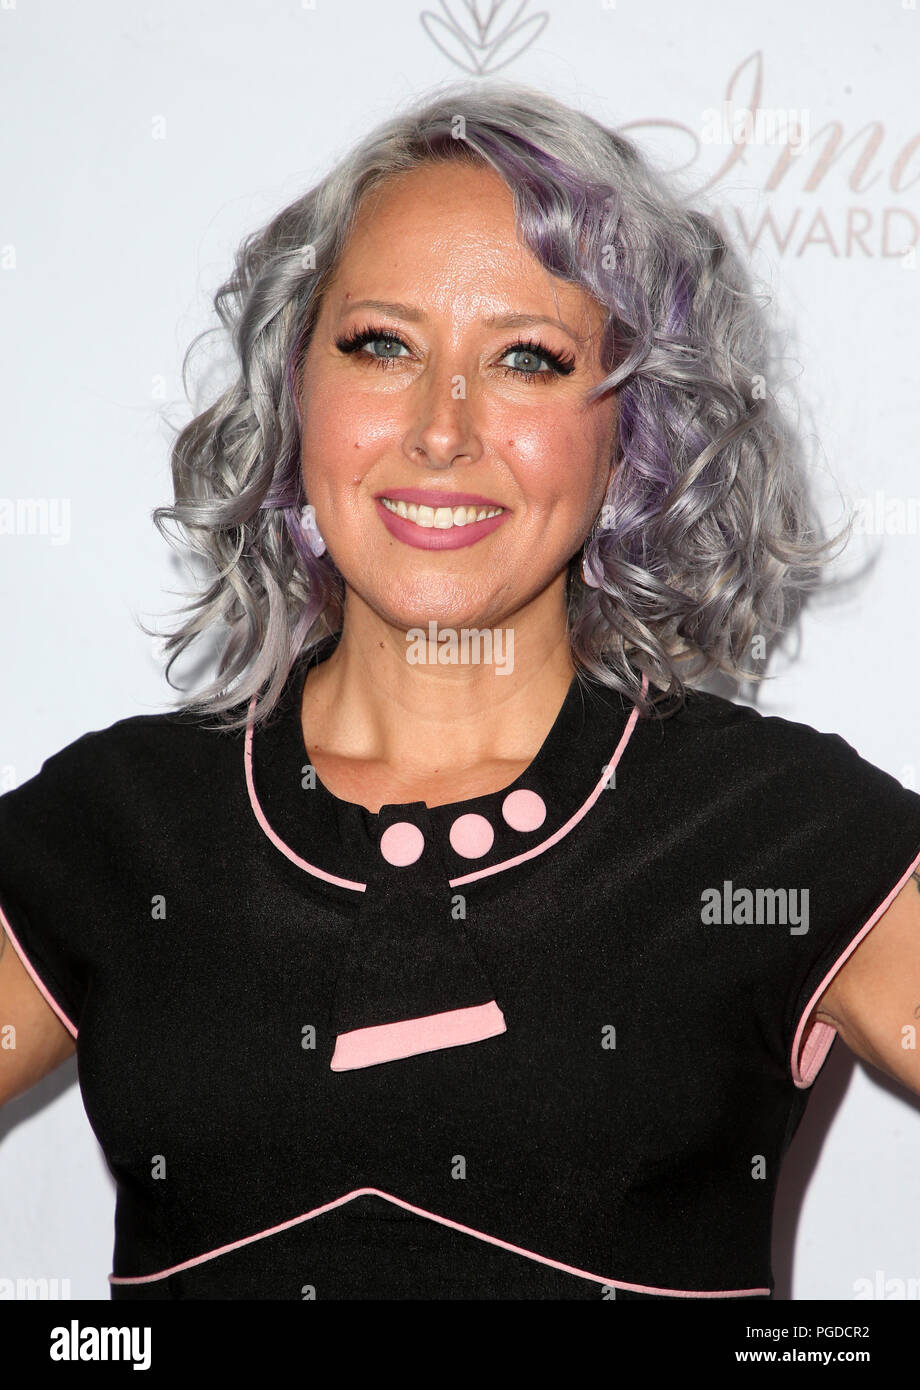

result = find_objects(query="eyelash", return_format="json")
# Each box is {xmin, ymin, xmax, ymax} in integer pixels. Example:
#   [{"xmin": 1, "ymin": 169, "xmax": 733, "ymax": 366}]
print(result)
[{"xmin": 333, "ymin": 322, "xmax": 576, "ymax": 383}]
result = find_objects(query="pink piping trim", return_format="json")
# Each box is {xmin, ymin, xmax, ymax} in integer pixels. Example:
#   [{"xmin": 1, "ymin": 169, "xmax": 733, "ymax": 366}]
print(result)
[
  {"xmin": 0, "ymin": 900, "xmax": 78, "ymax": 1039},
  {"xmin": 107, "ymin": 1184, "xmax": 769, "ymax": 1297},
  {"xmin": 790, "ymin": 840, "xmax": 920, "ymax": 1089},
  {"xmin": 244, "ymin": 672, "xmax": 647, "ymax": 892},
  {"xmin": 330, "ymin": 1000, "xmax": 506, "ymax": 1071},
  {"xmin": 243, "ymin": 710, "xmax": 366, "ymax": 891},
  {"xmin": 451, "ymin": 673, "xmax": 646, "ymax": 886}
]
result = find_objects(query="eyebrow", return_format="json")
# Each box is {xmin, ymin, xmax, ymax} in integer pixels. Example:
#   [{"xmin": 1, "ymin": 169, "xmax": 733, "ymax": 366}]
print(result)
[{"xmin": 337, "ymin": 299, "xmax": 582, "ymax": 342}]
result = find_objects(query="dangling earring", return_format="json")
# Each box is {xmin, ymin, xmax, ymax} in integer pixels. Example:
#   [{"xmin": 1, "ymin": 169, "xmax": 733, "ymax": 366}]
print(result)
[
  {"xmin": 581, "ymin": 498, "xmax": 614, "ymax": 589},
  {"xmin": 300, "ymin": 503, "xmax": 326, "ymax": 558}
]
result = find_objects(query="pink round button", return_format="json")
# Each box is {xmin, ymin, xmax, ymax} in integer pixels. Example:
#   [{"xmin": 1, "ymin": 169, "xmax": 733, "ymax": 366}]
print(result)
[
  {"xmin": 379, "ymin": 821, "xmax": 425, "ymax": 866},
  {"xmin": 449, "ymin": 812, "xmax": 495, "ymax": 859},
  {"xmin": 501, "ymin": 788, "xmax": 547, "ymax": 832}
]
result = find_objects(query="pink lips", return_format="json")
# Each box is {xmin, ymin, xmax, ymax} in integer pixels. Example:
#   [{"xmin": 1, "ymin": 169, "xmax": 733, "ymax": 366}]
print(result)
[{"xmin": 374, "ymin": 490, "xmax": 509, "ymax": 551}]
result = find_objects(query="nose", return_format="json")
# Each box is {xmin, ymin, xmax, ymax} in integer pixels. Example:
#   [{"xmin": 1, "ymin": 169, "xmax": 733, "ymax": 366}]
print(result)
[{"xmin": 401, "ymin": 355, "xmax": 484, "ymax": 471}]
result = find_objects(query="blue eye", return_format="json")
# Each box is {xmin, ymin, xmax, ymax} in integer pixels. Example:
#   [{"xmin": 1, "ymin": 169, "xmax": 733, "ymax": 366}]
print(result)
[
  {"xmin": 500, "ymin": 345, "xmax": 560, "ymax": 376},
  {"xmin": 497, "ymin": 340, "xmax": 577, "ymax": 384},
  {"xmin": 334, "ymin": 324, "xmax": 577, "ymax": 381},
  {"xmin": 364, "ymin": 336, "xmax": 409, "ymax": 360},
  {"xmin": 335, "ymin": 328, "xmax": 410, "ymax": 367}
]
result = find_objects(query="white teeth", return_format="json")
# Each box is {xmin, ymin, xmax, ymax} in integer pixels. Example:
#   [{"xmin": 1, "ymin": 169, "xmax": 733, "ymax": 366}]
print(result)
[{"xmin": 379, "ymin": 498, "xmax": 504, "ymax": 528}]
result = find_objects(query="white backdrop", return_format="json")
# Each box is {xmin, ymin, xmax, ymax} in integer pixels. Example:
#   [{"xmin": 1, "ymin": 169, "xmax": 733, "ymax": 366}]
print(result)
[{"xmin": 1, "ymin": 0, "xmax": 918, "ymax": 1301}]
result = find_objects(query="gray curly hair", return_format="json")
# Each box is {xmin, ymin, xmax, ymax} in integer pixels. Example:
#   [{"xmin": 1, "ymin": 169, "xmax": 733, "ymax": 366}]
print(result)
[{"xmin": 145, "ymin": 79, "xmax": 847, "ymax": 730}]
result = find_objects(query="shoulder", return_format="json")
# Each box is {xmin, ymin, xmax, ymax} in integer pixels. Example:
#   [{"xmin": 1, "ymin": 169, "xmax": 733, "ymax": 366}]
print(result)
[
  {"xmin": 653, "ymin": 685, "xmax": 875, "ymax": 766},
  {"xmin": 0, "ymin": 703, "xmax": 246, "ymax": 820},
  {"xmin": 631, "ymin": 684, "xmax": 920, "ymax": 820}
]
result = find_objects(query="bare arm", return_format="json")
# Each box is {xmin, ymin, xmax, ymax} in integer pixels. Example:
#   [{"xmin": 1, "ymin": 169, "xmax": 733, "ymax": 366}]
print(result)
[
  {"xmin": 0, "ymin": 919, "xmax": 76, "ymax": 1108},
  {"xmin": 815, "ymin": 867, "xmax": 920, "ymax": 1097}
]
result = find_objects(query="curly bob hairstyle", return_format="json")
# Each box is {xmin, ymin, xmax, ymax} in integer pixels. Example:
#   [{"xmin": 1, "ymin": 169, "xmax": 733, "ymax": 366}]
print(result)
[{"xmin": 148, "ymin": 79, "xmax": 846, "ymax": 731}]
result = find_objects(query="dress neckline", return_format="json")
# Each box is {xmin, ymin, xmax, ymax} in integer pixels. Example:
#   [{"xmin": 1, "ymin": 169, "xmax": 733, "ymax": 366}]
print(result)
[
  {"xmin": 294, "ymin": 630, "xmax": 596, "ymax": 816},
  {"xmin": 244, "ymin": 630, "xmax": 646, "ymax": 895}
]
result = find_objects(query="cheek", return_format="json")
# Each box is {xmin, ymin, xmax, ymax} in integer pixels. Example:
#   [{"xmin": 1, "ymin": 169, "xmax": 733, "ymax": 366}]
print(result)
[
  {"xmin": 300, "ymin": 373, "xmax": 402, "ymax": 477},
  {"xmin": 497, "ymin": 407, "xmax": 604, "ymax": 505}
]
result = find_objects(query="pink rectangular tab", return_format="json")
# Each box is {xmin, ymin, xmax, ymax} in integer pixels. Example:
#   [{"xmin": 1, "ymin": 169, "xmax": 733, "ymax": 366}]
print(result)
[{"xmin": 330, "ymin": 1000, "xmax": 506, "ymax": 1071}]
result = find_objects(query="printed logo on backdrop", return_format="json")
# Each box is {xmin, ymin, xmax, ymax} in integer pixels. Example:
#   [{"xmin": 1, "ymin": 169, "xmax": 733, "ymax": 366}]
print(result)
[
  {"xmin": 421, "ymin": 1, "xmax": 549, "ymax": 75},
  {"xmin": 676, "ymin": 50, "xmax": 918, "ymax": 264},
  {"xmin": 417, "ymin": 14, "xmax": 918, "ymax": 264}
]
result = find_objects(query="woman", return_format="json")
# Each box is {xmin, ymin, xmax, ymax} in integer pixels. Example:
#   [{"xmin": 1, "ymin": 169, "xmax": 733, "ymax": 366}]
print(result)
[{"xmin": 1, "ymin": 82, "xmax": 918, "ymax": 1302}]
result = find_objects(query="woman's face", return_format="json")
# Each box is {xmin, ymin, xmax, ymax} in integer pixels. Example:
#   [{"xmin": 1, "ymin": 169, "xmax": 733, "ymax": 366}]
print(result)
[{"xmin": 297, "ymin": 160, "xmax": 618, "ymax": 635}]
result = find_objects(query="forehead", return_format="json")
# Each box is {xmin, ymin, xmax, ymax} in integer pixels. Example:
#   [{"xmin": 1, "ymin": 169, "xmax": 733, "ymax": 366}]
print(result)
[
  {"xmin": 352, "ymin": 160, "xmax": 517, "ymax": 234},
  {"xmin": 325, "ymin": 161, "xmax": 606, "ymax": 338}
]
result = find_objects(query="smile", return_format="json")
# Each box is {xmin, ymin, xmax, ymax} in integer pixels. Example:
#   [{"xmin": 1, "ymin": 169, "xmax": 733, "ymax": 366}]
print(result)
[
  {"xmin": 374, "ymin": 494, "xmax": 510, "ymax": 551},
  {"xmin": 379, "ymin": 497, "xmax": 505, "ymax": 529}
]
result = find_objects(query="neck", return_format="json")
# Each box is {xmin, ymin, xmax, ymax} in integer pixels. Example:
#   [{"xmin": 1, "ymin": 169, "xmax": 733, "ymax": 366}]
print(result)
[{"xmin": 299, "ymin": 586, "xmax": 577, "ymax": 806}]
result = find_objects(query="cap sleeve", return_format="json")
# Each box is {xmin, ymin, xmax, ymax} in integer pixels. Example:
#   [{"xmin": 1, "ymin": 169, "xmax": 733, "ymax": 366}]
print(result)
[
  {"xmin": 0, "ymin": 732, "xmax": 103, "ymax": 1037},
  {"xmin": 774, "ymin": 722, "xmax": 920, "ymax": 1089}
]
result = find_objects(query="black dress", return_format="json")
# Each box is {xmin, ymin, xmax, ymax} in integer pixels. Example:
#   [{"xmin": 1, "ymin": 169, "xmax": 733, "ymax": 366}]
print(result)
[{"xmin": 2, "ymin": 632, "xmax": 919, "ymax": 1300}]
